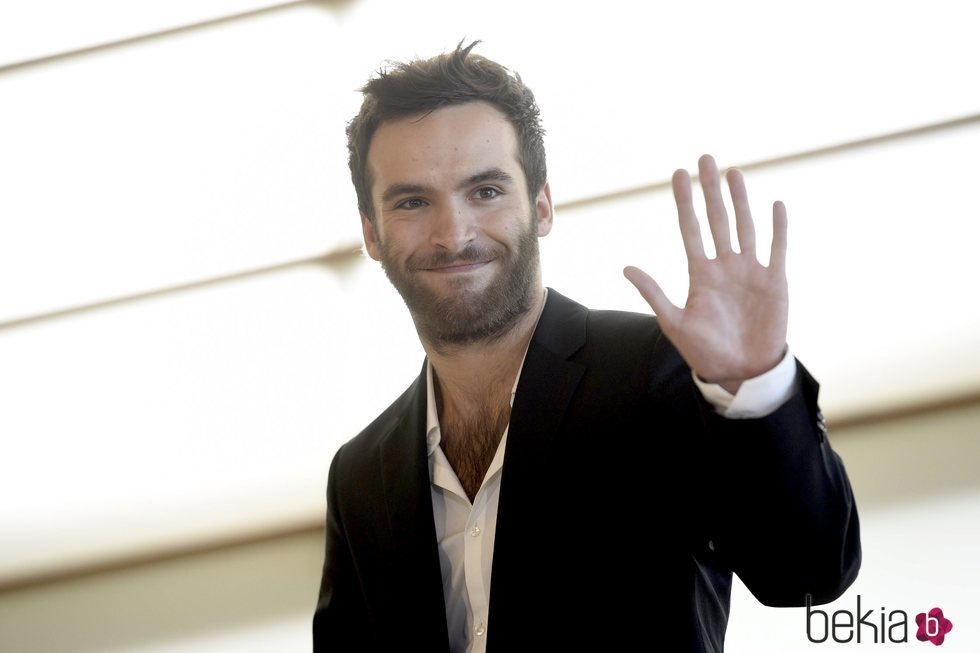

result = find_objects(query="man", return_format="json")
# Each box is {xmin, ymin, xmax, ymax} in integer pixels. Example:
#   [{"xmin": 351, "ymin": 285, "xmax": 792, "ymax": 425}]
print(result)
[{"xmin": 314, "ymin": 42, "xmax": 860, "ymax": 652}]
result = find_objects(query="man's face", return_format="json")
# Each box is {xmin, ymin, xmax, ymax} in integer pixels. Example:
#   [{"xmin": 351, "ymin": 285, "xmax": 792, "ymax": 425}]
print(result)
[{"xmin": 361, "ymin": 101, "xmax": 553, "ymax": 347}]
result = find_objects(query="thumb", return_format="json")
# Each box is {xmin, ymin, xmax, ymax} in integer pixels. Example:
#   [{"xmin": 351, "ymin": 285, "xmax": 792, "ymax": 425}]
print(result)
[{"xmin": 623, "ymin": 266, "xmax": 681, "ymax": 327}]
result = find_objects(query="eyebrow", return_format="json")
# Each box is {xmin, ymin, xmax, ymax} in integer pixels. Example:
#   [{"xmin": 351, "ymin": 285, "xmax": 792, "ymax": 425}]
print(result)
[
  {"xmin": 380, "ymin": 183, "xmax": 431, "ymax": 205},
  {"xmin": 379, "ymin": 167, "xmax": 516, "ymax": 205},
  {"xmin": 458, "ymin": 167, "xmax": 515, "ymax": 189}
]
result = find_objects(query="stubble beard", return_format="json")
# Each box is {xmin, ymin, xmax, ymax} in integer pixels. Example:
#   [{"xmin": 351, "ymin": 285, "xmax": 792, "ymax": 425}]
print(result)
[{"xmin": 377, "ymin": 216, "xmax": 540, "ymax": 350}]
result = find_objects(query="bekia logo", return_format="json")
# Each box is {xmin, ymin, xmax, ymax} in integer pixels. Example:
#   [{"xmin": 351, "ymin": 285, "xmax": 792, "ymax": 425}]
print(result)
[
  {"xmin": 805, "ymin": 595, "xmax": 954, "ymax": 645},
  {"xmin": 915, "ymin": 608, "xmax": 953, "ymax": 646}
]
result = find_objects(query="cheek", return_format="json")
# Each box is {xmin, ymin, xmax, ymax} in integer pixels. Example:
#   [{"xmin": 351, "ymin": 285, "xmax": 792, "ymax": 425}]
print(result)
[{"xmin": 376, "ymin": 224, "xmax": 420, "ymax": 262}]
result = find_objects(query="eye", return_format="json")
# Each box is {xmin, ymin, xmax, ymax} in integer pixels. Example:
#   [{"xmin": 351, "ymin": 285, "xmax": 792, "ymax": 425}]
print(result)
[
  {"xmin": 473, "ymin": 186, "xmax": 501, "ymax": 200},
  {"xmin": 396, "ymin": 198, "xmax": 427, "ymax": 210}
]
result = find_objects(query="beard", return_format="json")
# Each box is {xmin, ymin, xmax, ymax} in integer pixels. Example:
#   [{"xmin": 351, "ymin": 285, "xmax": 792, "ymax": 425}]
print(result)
[{"xmin": 377, "ymin": 215, "xmax": 540, "ymax": 349}]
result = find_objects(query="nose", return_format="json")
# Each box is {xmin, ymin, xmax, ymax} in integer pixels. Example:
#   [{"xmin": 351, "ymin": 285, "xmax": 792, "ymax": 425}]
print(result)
[{"xmin": 429, "ymin": 199, "xmax": 476, "ymax": 252}]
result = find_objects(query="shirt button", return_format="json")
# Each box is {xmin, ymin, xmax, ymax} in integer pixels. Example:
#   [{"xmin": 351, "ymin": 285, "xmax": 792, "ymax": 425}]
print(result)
[
  {"xmin": 475, "ymin": 622, "xmax": 486, "ymax": 637},
  {"xmin": 470, "ymin": 525, "xmax": 481, "ymax": 537}
]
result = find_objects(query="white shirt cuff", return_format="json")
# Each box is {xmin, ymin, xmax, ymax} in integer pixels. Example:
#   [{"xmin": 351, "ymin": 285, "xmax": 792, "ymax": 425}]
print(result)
[{"xmin": 692, "ymin": 348, "xmax": 798, "ymax": 419}]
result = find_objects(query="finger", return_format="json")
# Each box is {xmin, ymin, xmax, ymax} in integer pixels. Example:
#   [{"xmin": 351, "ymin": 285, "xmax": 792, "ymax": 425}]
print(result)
[
  {"xmin": 726, "ymin": 167, "xmax": 756, "ymax": 259},
  {"xmin": 671, "ymin": 168, "xmax": 706, "ymax": 263},
  {"xmin": 769, "ymin": 200, "xmax": 788, "ymax": 273},
  {"xmin": 623, "ymin": 266, "xmax": 682, "ymax": 328},
  {"xmin": 698, "ymin": 154, "xmax": 733, "ymax": 256}
]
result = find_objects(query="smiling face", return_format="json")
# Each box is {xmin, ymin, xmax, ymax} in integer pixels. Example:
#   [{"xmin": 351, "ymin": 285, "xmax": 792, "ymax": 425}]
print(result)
[{"xmin": 361, "ymin": 101, "xmax": 553, "ymax": 347}]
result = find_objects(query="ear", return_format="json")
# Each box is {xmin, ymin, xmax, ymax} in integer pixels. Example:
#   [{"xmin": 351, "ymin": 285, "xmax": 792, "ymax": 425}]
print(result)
[
  {"xmin": 534, "ymin": 182, "xmax": 554, "ymax": 237},
  {"xmin": 360, "ymin": 212, "xmax": 382, "ymax": 261}
]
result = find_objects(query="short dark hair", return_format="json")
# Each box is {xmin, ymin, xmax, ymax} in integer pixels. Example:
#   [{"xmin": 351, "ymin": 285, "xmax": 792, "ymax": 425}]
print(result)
[{"xmin": 347, "ymin": 40, "xmax": 547, "ymax": 222}]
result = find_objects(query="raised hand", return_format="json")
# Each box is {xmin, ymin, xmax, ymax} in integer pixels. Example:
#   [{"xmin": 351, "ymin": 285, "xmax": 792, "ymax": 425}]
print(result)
[{"xmin": 623, "ymin": 154, "xmax": 788, "ymax": 393}]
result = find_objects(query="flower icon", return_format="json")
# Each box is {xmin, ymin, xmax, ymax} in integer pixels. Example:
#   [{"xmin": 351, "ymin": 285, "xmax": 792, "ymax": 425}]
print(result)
[{"xmin": 915, "ymin": 607, "xmax": 953, "ymax": 645}]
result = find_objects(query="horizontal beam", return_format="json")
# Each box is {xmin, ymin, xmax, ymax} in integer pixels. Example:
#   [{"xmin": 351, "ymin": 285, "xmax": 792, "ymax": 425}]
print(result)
[
  {"xmin": 556, "ymin": 111, "xmax": 980, "ymax": 212},
  {"xmin": 0, "ymin": 0, "xmax": 315, "ymax": 75},
  {"xmin": 0, "ymin": 244, "xmax": 363, "ymax": 332}
]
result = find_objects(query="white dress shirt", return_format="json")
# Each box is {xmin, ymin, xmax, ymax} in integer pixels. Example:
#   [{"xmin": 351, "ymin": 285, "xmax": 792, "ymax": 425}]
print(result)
[{"xmin": 425, "ymin": 291, "xmax": 798, "ymax": 653}]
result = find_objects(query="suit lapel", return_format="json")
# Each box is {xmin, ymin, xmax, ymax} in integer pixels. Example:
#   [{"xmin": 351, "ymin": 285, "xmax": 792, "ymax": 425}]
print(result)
[
  {"xmin": 501, "ymin": 289, "xmax": 589, "ymax": 471},
  {"xmin": 377, "ymin": 366, "xmax": 451, "ymax": 651}
]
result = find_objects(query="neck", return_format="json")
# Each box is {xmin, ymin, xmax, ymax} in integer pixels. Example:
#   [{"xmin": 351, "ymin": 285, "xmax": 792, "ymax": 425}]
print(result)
[{"xmin": 424, "ymin": 283, "xmax": 546, "ymax": 410}]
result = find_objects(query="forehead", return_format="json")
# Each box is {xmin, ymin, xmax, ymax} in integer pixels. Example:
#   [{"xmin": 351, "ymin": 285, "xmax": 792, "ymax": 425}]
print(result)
[{"xmin": 367, "ymin": 101, "xmax": 523, "ymax": 195}]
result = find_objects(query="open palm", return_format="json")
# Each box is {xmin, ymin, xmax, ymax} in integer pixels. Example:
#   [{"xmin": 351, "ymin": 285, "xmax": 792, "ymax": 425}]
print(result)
[{"xmin": 624, "ymin": 155, "xmax": 788, "ymax": 392}]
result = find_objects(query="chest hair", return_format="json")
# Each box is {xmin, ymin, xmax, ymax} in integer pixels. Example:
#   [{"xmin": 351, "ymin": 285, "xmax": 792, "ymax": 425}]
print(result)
[{"xmin": 439, "ymin": 399, "xmax": 511, "ymax": 503}]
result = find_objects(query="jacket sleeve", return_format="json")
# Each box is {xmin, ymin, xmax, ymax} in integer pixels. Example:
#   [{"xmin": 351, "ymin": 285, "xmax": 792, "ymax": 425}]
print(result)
[
  {"xmin": 313, "ymin": 445, "xmax": 378, "ymax": 652},
  {"xmin": 698, "ymin": 360, "xmax": 862, "ymax": 607}
]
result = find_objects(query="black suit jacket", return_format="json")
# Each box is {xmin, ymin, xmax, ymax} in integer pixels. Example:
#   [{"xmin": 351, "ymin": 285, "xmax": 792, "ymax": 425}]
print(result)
[{"xmin": 314, "ymin": 289, "xmax": 861, "ymax": 652}]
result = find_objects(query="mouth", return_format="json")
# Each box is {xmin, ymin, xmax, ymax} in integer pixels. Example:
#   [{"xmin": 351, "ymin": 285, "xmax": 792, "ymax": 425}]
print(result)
[{"xmin": 421, "ymin": 259, "xmax": 493, "ymax": 274}]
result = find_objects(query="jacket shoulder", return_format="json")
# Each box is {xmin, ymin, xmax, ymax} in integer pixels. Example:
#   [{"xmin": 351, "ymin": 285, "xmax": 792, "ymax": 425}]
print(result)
[
  {"xmin": 585, "ymin": 306, "xmax": 664, "ymax": 342},
  {"xmin": 580, "ymin": 306, "xmax": 686, "ymax": 374}
]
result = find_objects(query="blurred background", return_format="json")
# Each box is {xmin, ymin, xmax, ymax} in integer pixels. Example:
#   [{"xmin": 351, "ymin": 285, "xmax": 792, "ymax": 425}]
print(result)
[{"xmin": 1, "ymin": 1, "xmax": 978, "ymax": 650}]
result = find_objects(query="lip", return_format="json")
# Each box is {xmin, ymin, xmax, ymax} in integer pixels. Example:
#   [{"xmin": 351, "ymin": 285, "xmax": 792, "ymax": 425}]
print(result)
[{"xmin": 422, "ymin": 260, "xmax": 492, "ymax": 273}]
